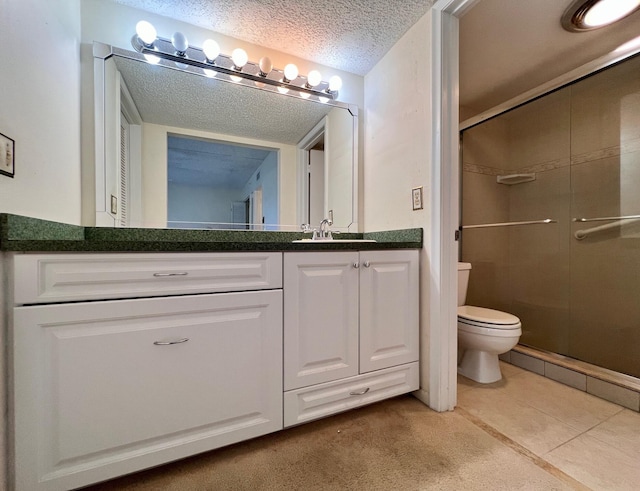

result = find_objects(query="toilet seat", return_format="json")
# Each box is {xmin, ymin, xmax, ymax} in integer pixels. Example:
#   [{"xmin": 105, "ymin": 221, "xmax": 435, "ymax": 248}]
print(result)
[{"xmin": 458, "ymin": 305, "xmax": 521, "ymax": 331}]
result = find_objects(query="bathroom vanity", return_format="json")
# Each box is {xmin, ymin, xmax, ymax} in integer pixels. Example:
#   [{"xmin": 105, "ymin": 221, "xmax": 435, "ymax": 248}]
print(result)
[{"xmin": 1, "ymin": 214, "xmax": 421, "ymax": 490}]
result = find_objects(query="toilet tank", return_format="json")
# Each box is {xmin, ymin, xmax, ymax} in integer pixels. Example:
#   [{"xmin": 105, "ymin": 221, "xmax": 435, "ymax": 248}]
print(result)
[{"xmin": 457, "ymin": 262, "xmax": 472, "ymax": 306}]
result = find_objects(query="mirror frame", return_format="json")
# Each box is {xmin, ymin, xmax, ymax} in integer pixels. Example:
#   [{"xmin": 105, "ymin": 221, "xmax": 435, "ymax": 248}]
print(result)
[{"xmin": 93, "ymin": 41, "xmax": 359, "ymax": 231}]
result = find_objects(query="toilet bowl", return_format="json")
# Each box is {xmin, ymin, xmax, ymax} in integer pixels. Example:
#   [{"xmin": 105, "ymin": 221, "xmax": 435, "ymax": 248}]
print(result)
[{"xmin": 457, "ymin": 263, "xmax": 522, "ymax": 383}]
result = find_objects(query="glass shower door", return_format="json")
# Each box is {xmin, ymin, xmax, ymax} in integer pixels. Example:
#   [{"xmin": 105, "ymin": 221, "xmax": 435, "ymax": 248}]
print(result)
[
  {"xmin": 460, "ymin": 52, "xmax": 640, "ymax": 379},
  {"xmin": 568, "ymin": 54, "xmax": 640, "ymax": 378}
]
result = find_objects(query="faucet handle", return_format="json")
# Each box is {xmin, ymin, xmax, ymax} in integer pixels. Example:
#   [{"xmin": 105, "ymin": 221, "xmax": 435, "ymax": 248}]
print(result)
[{"xmin": 300, "ymin": 223, "xmax": 313, "ymax": 233}]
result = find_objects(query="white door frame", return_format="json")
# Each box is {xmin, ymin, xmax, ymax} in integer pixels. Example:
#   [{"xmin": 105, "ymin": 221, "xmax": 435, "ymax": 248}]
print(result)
[{"xmin": 426, "ymin": 0, "xmax": 479, "ymax": 411}]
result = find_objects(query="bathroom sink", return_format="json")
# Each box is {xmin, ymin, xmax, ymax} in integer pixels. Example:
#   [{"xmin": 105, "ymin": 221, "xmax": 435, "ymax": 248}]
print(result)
[{"xmin": 292, "ymin": 239, "xmax": 377, "ymax": 243}]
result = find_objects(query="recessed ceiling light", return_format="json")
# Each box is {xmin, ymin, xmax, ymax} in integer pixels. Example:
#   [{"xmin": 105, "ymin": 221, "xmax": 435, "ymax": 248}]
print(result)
[{"xmin": 562, "ymin": 0, "xmax": 640, "ymax": 32}]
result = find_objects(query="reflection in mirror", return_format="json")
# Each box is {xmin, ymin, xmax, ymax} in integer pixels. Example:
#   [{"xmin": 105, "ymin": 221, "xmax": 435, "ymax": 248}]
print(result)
[
  {"xmin": 167, "ymin": 136, "xmax": 278, "ymax": 230},
  {"xmin": 93, "ymin": 43, "xmax": 358, "ymax": 231}
]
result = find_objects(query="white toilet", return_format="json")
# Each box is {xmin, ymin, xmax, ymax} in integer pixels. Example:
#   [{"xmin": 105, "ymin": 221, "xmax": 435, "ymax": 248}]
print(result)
[{"xmin": 457, "ymin": 262, "xmax": 522, "ymax": 383}]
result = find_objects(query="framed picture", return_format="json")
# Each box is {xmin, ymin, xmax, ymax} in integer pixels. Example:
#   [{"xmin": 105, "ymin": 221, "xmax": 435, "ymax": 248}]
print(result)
[
  {"xmin": 0, "ymin": 132, "xmax": 15, "ymax": 178},
  {"xmin": 412, "ymin": 186, "xmax": 423, "ymax": 210}
]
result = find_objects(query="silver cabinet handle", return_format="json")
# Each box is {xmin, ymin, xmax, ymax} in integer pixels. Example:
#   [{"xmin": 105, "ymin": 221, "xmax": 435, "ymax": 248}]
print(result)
[
  {"xmin": 153, "ymin": 272, "xmax": 189, "ymax": 277},
  {"xmin": 363, "ymin": 261, "xmax": 371, "ymax": 268},
  {"xmin": 153, "ymin": 338, "xmax": 189, "ymax": 346},
  {"xmin": 349, "ymin": 387, "xmax": 370, "ymax": 396},
  {"xmin": 353, "ymin": 262, "xmax": 360, "ymax": 269}
]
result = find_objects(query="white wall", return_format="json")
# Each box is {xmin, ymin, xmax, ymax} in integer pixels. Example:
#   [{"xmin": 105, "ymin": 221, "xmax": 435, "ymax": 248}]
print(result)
[
  {"xmin": 0, "ymin": 0, "xmax": 82, "ymax": 224},
  {"xmin": 241, "ymin": 152, "xmax": 279, "ymax": 229},
  {"xmin": 326, "ymin": 107, "xmax": 355, "ymax": 229},
  {"xmin": 363, "ymin": 11, "xmax": 434, "ymax": 402},
  {"xmin": 364, "ymin": 12, "xmax": 432, "ymax": 232},
  {"xmin": 0, "ymin": 2, "xmax": 81, "ymax": 488}
]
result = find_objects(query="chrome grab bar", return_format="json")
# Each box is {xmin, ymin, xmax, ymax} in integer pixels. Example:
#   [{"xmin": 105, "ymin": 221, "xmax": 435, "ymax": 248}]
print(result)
[
  {"xmin": 573, "ymin": 214, "xmax": 640, "ymax": 223},
  {"xmin": 461, "ymin": 218, "xmax": 556, "ymax": 230},
  {"xmin": 574, "ymin": 215, "xmax": 640, "ymax": 240}
]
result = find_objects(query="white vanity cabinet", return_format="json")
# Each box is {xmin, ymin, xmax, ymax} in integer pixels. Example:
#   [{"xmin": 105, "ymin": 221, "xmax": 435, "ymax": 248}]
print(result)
[
  {"xmin": 283, "ymin": 250, "xmax": 419, "ymax": 426},
  {"xmin": 11, "ymin": 252, "xmax": 283, "ymax": 491}
]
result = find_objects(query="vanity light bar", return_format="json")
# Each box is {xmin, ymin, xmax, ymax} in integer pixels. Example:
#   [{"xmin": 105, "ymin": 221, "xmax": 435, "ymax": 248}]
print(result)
[{"xmin": 131, "ymin": 25, "xmax": 342, "ymax": 100}]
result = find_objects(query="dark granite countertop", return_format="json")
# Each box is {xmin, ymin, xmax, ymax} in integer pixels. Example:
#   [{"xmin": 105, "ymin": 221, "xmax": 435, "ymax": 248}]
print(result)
[{"xmin": 0, "ymin": 214, "xmax": 422, "ymax": 252}]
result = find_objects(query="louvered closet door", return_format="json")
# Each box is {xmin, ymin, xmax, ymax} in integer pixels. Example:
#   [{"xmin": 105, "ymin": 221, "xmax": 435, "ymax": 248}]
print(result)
[{"xmin": 119, "ymin": 111, "xmax": 130, "ymax": 227}]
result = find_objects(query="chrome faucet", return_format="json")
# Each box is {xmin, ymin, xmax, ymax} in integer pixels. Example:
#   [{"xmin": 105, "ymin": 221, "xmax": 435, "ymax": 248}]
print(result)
[{"xmin": 317, "ymin": 216, "xmax": 333, "ymax": 240}]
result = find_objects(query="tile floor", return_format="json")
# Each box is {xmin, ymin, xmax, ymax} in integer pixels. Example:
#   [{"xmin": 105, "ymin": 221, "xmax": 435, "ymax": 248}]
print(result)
[{"xmin": 457, "ymin": 361, "xmax": 640, "ymax": 490}]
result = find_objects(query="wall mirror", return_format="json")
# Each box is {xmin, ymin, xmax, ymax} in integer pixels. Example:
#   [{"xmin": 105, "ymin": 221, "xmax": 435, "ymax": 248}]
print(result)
[{"xmin": 93, "ymin": 42, "xmax": 358, "ymax": 231}]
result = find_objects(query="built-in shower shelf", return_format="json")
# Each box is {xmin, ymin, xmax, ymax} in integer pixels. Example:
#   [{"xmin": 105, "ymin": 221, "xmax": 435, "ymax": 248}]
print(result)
[{"xmin": 497, "ymin": 173, "xmax": 536, "ymax": 185}]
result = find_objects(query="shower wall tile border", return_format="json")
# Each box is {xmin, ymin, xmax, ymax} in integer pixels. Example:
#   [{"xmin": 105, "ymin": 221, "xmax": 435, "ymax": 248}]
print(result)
[
  {"xmin": 509, "ymin": 351, "xmax": 545, "ymax": 375},
  {"xmin": 501, "ymin": 346, "xmax": 640, "ymax": 413},
  {"xmin": 545, "ymin": 363, "xmax": 586, "ymax": 391},
  {"xmin": 462, "ymin": 162, "xmax": 503, "ymax": 176},
  {"xmin": 586, "ymin": 377, "xmax": 640, "ymax": 412},
  {"xmin": 462, "ymin": 138, "xmax": 640, "ymax": 176}
]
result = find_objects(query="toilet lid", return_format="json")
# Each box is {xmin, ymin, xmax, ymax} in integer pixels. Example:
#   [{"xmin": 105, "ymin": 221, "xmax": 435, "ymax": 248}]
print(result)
[{"xmin": 458, "ymin": 305, "xmax": 520, "ymax": 326}]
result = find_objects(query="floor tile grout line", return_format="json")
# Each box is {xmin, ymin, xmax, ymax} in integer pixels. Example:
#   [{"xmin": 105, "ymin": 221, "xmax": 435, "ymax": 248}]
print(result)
[
  {"xmin": 462, "ymin": 383, "xmax": 595, "ymax": 437},
  {"xmin": 455, "ymin": 406, "xmax": 593, "ymax": 491},
  {"xmin": 491, "ymin": 372, "xmax": 626, "ymax": 434},
  {"xmin": 568, "ymin": 408, "xmax": 640, "ymax": 461}
]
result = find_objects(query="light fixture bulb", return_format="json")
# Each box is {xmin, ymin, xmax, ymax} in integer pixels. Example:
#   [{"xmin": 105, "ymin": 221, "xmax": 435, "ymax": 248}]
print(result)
[
  {"xmin": 136, "ymin": 20, "xmax": 157, "ymax": 46},
  {"xmin": 328, "ymin": 75, "xmax": 343, "ymax": 92},
  {"xmin": 202, "ymin": 39, "xmax": 220, "ymax": 62},
  {"xmin": 283, "ymin": 63, "xmax": 299, "ymax": 82},
  {"xmin": 306, "ymin": 70, "xmax": 322, "ymax": 87},
  {"xmin": 259, "ymin": 57, "xmax": 273, "ymax": 76},
  {"xmin": 171, "ymin": 32, "xmax": 188, "ymax": 55},
  {"xmin": 231, "ymin": 48, "xmax": 248, "ymax": 69},
  {"xmin": 143, "ymin": 53, "xmax": 161, "ymax": 64},
  {"xmin": 562, "ymin": 0, "xmax": 640, "ymax": 31},
  {"xmin": 584, "ymin": 0, "xmax": 640, "ymax": 27}
]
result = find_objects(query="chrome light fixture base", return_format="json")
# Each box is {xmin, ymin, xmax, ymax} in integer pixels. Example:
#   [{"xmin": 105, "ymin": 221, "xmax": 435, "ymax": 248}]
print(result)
[{"xmin": 131, "ymin": 35, "xmax": 338, "ymax": 101}]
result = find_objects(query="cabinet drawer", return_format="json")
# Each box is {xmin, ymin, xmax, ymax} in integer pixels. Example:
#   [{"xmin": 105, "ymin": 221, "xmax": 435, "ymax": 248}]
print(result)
[
  {"xmin": 283, "ymin": 362, "xmax": 419, "ymax": 427},
  {"xmin": 13, "ymin": 252, "xmax": 282, "ymax": 304}
]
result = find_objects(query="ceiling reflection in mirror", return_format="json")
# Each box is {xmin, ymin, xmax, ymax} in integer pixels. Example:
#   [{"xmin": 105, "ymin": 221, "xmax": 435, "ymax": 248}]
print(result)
[{"xmin": 112, "ymin": 55, "xmax": 337, "ymax": 145}]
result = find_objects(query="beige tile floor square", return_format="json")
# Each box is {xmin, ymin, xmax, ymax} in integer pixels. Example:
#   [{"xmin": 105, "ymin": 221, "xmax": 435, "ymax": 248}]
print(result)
[{"xmin": 457, "ymin": 361, "xmax": 640, "ymax": 491}]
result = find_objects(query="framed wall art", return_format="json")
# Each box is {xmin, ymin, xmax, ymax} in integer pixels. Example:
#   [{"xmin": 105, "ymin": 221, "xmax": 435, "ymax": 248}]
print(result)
[{"xmin": 0, "ymin": 132, "xmax": 15, "ymax": 178}]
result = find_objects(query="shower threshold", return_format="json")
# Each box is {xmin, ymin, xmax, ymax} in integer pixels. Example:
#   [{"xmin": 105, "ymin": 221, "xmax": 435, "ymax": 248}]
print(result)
[{"xmin": 500, "ymin": 345, "xmax": 640, "ymax": 412}]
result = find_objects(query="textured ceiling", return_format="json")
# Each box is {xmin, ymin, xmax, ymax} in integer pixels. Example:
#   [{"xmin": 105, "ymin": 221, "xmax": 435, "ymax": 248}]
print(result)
[{"xmin": 108, "ymin": 0, "xmax": 435, "ymax": 76}]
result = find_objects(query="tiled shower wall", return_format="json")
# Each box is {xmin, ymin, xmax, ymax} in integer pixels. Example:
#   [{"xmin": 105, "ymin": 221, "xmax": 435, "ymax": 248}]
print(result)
[{"xmin": 461, "ymin": 54, "xmax": 640, "ymax": 379}]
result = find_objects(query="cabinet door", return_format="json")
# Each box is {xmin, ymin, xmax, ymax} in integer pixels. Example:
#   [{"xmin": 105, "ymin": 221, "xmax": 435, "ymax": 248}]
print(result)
[
  {"xmin": 284, "ymin": 252, "xmax": 359, "ymax": 390},
  {"xmin": 13, "ymin": 290, "xmax": 282, "ymax": 491},
  {"xmin": 359, "ymin": 250, "xmax": 419, "ymax": 373}
]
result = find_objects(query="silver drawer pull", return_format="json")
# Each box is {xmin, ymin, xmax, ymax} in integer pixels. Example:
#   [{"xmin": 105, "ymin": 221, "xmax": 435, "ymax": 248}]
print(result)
[
  {"xmin": 153, "ymin": 338, "xmax": 189, "ymax": 346},
  {"xmin": 363, "ymin": 261, "xmax": 371, "ymax": 268},
  {"xmin": 349, "ymin": 387, "xmax": 370, "ymax": 396},
  {"xmin": 353, "ymin": 262, "xmax": 360, "ymax": 269},
  {"xmin": 153, "ymin": 272, "xmax": 189, "ymax": 277}
]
